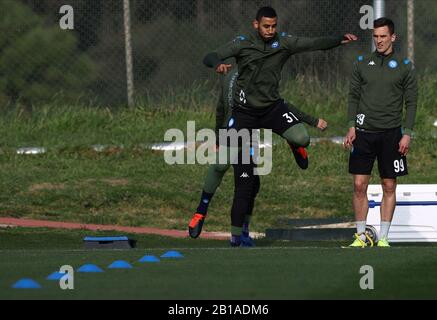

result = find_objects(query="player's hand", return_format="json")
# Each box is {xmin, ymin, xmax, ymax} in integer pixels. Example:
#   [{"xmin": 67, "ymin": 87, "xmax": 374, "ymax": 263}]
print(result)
[
  {"xmin": 343, "ymin": 127, "xmax": 356, "ymax": 149},
  {"xmin": 341, "ymin": 34, "xmax": 358, "ymax": 44},
  {"xmin": 398, "ymin": 135, "xmax": 411, "ymax": 156},
  {"xmin": 317, "ymin": 119, "xmax": 328, "ymax": 131},
  {"xmin": 216, "ymin": 64, "xmax": 232, "ymax": 74}
]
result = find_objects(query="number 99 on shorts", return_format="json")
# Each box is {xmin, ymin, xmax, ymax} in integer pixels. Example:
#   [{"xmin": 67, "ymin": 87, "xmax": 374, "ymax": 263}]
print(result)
[{"xmin": 394, "ymin": 159, "xmax": 405, "ymax": 173}]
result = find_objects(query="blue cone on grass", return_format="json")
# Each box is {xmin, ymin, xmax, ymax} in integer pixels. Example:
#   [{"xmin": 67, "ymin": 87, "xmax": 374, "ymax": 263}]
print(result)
[
  {"xmin": 161, "ymin": 250, "xmax": 184, "ymax": 258},
  {"xmin": 46, "ymin": 272, "xmax": 68, "ymax": 281},
  {"xmin": 108, "ymin": 260, "xmax": 133, "ymax": 269},
  {"xmin": 12, "ymin": 279, "xmax": 42, "ymax": 289},
  {"xmin": 77, "ymin": 264, "xmax": 104, "ymax": 273},
  {"xmin": 139, "ymin": 255, "xmax": 160, "ymax": 263}
]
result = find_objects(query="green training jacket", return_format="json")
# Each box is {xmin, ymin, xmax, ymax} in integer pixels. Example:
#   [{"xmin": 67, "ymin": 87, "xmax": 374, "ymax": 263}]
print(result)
[
  {"xmin": 204, "ymin": 30, "xmax": 343, "ymax": 109},
  {"xmin": 347, "ymin": 50, "xmax": 418, "ymax": 136},
  {"xmin": 215, "ymin": 68, "xmax": 319, "ymax": 133}
]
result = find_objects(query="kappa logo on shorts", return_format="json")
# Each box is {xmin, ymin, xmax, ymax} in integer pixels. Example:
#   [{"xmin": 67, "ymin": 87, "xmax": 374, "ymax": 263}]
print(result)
[{"xmin": 240, "ymin": 172, "xmax": 250, "ymax": 178}]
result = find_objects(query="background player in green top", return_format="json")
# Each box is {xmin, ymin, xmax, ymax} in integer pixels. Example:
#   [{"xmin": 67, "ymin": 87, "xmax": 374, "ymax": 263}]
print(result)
[{"xmin": 344, "ymin": 18, "xmax": 418, "ymax": 248}]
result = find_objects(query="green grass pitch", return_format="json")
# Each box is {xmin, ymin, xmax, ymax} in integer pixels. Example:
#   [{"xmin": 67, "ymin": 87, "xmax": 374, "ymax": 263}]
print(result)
[{"xmin": 1, "ymin": 228, "xmax": 437, "ymax": 300}]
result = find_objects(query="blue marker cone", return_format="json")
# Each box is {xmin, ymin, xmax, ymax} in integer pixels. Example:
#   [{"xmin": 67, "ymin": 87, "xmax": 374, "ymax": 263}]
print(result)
[
  {"xmin": 12, "ymin": 279, "xmax": 42, "ymax": 289},
  {"xmin": 139, "ymin": 255, "xmax": 160, "ymax": 263},
  {"xmin": 161, "ymin": 250, "xmax": 184, "ymax": 258},
  {"xmin": 108, "ymin": 260, "xmax": 133, "ymax": 269},
  {"xmin": 77, "ymin": 264, "xmax": 104, "ymax": 273},
  {"xmin": 46, "ymin": 272, "xmax": 67, "ymax": 281}
]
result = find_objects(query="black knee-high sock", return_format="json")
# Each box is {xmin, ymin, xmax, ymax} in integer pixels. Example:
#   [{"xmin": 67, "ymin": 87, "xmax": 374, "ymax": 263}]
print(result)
[
  {"xmin": 242, "ymin": 200, "xmax": 254, "ymax": 238},
  {"xmin": 231, "ymin": 161, "xmax": 257, "ymax": 243},
  {"xmin": 242, "ymin": 175, "xmax": 260, "ymax": 237}
]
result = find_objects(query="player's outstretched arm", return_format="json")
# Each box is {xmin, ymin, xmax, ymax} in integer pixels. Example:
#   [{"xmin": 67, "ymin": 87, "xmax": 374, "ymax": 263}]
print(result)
[
  {"xmin": 287, "ymin": 104, "xmax": 328, "ymax": 130},
  {"xmin": 287, "ymin": 34, "xmax": 358, "ymax": 53},
  {"xmin": 203, "ymin": 36, "xmax": 244, "ymax": 73},
  {"xmin": 288, "ymin": 103, "xmax": 322, "ymax": 129},
  {"xmin": 203, "ymin": 53, "xmax": 233, "ymax": 74}
]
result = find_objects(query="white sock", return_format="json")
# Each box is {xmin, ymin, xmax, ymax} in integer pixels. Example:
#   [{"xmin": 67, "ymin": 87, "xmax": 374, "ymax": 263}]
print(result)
[
  {"xmin": 356, "ymin": 221, "xmax": 367, "ymax": 241},
  {"xmin": 380, "ymin": 221, "xmax": 391, "ymax": 240}
]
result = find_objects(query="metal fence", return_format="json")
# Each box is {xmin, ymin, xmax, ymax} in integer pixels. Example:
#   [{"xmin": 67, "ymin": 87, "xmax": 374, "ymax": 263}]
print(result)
[{"xmin": 1, "ymin": 0, "xmax": 436, "ymax": 107}]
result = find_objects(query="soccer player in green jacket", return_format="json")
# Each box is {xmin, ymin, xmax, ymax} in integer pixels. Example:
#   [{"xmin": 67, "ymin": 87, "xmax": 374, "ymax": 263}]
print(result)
[
  {"xmin": 194, "ymin": 7, "xmax": 357, "ymax": 246},
  {"xmin": 188, "ymin": 66, "xmax": 328, "ymax": 242},
  {"xmin": 344, "ymin": 18, "xmax": 418, "ymax": 248}
]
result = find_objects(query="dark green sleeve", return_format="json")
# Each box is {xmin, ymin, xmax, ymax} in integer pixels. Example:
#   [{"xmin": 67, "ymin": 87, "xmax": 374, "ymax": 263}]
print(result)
[
  {"xmin": 288, "ymin": 103, "xmax": 319, "ymax": 127},
  {"xmin": 284, "ymin": 35, "xmax": 343, "ymax": 54},
  {"xmin": 402, "ymin": 63, "xmax": 418, "ymax": 136},
  {"xmin": 347, "ymin": 62, "xmax": 362, "ymax": 128},
  {"xmin": 203, "ymin": 52, "xmax": 223, "ymax": 70},
  {"xmin": 203, "ymin": 39, "xmax": 242, "ymax": 69}
]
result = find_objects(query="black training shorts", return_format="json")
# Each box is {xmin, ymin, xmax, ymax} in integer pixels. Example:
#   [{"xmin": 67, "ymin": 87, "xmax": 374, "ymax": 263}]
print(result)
[
  {"xmin": 217, "ymin": 99, "xmax": 302, "ymax": 148},
  {"xmin": 349, "ymin": 127, "xmax": 408, "ymax": 179},
  {"xmin": 227, "ymin": 99, "xmax": 302, "ymax": 133}
]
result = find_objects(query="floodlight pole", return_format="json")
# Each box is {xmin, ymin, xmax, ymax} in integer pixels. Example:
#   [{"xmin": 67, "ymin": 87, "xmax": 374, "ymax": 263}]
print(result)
[
  {"xmin": 123, "ymin": 0, "xmax": 135, "ymax": 107},
  {"xmin": 407, "ymin": 0, "xmax": 415, "ymax": 62}
]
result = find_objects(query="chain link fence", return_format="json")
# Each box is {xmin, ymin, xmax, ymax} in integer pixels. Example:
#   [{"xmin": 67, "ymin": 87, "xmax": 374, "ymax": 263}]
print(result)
[{"xmin": 1, "ymin": 0, "xmax": 436, "ymax": 107}]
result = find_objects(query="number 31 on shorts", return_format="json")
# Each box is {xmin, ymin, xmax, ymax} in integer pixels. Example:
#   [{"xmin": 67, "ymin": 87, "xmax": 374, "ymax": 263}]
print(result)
[
  {"xmin": 394, "ymin": 159, "xmax": 405, "ymax": 173},
  {"xmin": 282, "ymin": 112, "xmax": 298, "ymax": 123}
]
